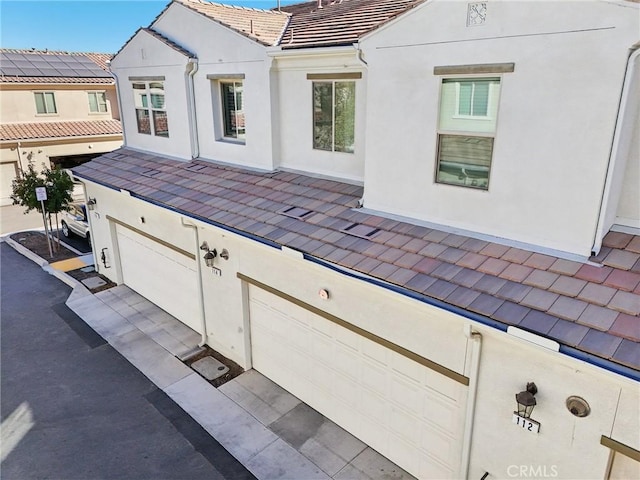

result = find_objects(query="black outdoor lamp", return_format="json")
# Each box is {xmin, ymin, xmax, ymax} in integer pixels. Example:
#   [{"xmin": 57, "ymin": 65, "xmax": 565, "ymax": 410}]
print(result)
[
  {"xmin": 201, "ymin": 241, "xmax": 218, "ymax": 268},
  {"xmin": 200, "ymin": 241, "xmax": 229, "ymax": 268},
  {"xmin": 515, "ymin": 382, "xmax": 538, "ymax": 419}
]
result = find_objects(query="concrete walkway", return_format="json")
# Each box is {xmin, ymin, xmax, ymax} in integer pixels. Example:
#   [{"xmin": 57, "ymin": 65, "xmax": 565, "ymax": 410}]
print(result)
[{"xmin": 2, "ymin": 233, "xmax": 414, "ymax": 480}]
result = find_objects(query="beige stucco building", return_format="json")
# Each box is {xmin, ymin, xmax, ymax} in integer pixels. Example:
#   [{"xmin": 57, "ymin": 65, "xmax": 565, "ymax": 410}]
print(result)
[{"xmin": 0, "ymin": 49, "xmax": 123, "ymax": 205}]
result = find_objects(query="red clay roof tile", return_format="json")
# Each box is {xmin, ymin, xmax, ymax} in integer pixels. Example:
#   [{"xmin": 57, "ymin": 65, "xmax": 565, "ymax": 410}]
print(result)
[
  {"xmin": 0, "ymin": 120, "xmax": 122, "ymax": 141},
  {"xmin": 72, "ymin": 149, "xmax": 640, "ymax": 372}
]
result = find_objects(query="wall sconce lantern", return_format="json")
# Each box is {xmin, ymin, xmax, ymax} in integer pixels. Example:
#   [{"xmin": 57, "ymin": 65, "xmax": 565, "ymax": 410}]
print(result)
[
  {"xmin": 200, "ymin": 241, "xmax": 229, "ymax": 268},
  {"xmin": 87, "ymin": 197, "xmax": 97, "ymax": 210},
  {"xmin": 201, "ymin": 241, "xmax": 217, "ymax": 267},
  {"xmin": 515, "ymin": 382, "xmax": 538, "ymax": 419}
]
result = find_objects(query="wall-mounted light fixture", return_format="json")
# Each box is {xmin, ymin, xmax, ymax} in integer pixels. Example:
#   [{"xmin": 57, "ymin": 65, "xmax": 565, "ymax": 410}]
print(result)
[
  {"xmin": 87, "ymin": 197, "xmax": 97, "ymax": 210},
  {"xmin": 515, "ymin": 382, "xmax": 538, "ymax": 419},
  {"xmin": 566, "ymin": 396, "xmax": 590, "ymax": 418},
  {"xmin": 200, "ymin": 241, "xmax": 229, "ymax": 268}
]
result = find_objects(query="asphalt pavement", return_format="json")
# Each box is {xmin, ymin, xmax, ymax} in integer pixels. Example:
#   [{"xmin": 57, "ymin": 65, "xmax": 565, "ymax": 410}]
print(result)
[{"xmin": 0, "ymin": 242, "xmax": 255, "ymax": 480}]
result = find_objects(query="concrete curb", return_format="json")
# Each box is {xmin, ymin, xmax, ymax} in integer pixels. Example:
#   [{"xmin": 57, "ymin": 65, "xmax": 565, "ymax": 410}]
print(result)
[{"xmin": 2, "ymin": 233, "xmax": 89, "ymax": 291}]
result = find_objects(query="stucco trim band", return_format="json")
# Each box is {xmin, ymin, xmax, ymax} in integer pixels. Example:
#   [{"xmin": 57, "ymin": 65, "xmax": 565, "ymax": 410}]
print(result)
[
  {"xmin": 105, "ymin": 215, "xmax": 195, "ymax": 260},
  {"xmin": 206, "ymin": 74, "xmax": 246, "ymax": 80},
  {"xmin": 433, "ymin": 63, "xmax": 515, "ymax": 75},
  {"xmin": 127, "ymin": 76, "xmax": 166, "ymax": 82},
  {"xmin": 306, "ymin": 72, "xmax": 363, "ymax": 80},
  {"xmin": 237, "ymin": 272, "xmax": 470, "ymax": 386},
  {"xmin": 600, "ymin": 436, "xmax": 640, "ymax": 462}
]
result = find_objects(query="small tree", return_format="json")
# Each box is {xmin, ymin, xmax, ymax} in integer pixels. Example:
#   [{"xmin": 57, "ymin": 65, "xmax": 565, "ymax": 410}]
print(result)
[
  {"xmin": 11, "ymin": 162, "xmax": 74, "ymax": 252},
  {"xmin": 44, "ymin": 166, "xmax": 75, "ymax": 247},
  {"xmin": 10, "ymin": 162, "xmax": 45, "ymax": 213}
]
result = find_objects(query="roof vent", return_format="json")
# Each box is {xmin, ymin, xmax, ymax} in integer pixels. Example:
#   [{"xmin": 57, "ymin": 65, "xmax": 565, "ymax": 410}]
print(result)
[
  {"xmin": 341, "ymin": 223, "xmax": 379, "ymax": 239},
  {"xmin": 280, "ymin": 206, "xmax": 313, "ymax": 219},
  {"xmin": 141, "ymin": 168, "xmax": 160, "ymax": 177}
]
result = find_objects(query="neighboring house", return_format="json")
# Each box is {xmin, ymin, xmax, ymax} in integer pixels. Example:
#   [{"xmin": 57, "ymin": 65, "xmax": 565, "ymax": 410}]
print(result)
[
  {"xmin": 72, "ymin": 1, "xmax": 639, "ymax": 479},
  {"xmin": 0, "ymin": 49, "xmax": 123, "ymax": 205}
]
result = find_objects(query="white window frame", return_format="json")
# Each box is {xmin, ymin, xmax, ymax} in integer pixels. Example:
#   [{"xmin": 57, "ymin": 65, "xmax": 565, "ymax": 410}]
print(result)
[
  {"xmin": 435, "ymin": 76, "xmax": 502, "ymax": 191},
  {"xmin": 132, "ymin": 80, "xmax": 168, "ymax": 137},
  {"xmin": 453, "ymin": 80, "xmax": 494, "ymax": 119},
  {"xmin": 87, "ymin": 91, "xmax": 108, "ymax": 113},
  {"xmin": 311, "ymin": 80, "xmax": 356, "ymax": 154},
  {"xmin": 219, "ymin": 80, "xmax": 245, "ymax": 142},
  {"xmin": 34, "ymin": 91, "xmax": 57, "ymax": 115}
]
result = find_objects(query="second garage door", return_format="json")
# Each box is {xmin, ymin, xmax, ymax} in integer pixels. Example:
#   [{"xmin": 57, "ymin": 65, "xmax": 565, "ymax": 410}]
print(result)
[
  {"xmin": 116, "ymin": 224, "xmax": 200, "ymax": 333},
  {"xmin": 248, "ymin": 285, "xmax": 468, "ymax": 479}
]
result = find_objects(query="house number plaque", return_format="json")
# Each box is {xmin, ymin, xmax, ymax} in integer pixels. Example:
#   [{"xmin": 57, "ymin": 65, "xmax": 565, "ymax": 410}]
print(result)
[{"xmin": 512, "ymin": 413, "xmax": 540, "ymax": 434}]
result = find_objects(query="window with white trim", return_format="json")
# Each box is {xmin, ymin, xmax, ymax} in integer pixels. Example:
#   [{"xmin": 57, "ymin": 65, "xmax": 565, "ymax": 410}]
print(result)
[
  {"xmin": 220, "ymin": 80, "xmax": 245, "ymax": 141},
  {"xmin": 88, "ymin": 91, "xmax": 108, "ymax": 113},
  {"xmin": 34, "ymin": 92, "xmax": 57, "ymax": 114},
  {"xmin": 133, "ymin": 81, "xmax": 168, "ymax": 137},
  {"xmin": 436, "ymin": 77, "xmax": 501, "ymax": 190},
  {"xmin": 313, "ymin": 81, "xmax": 355, "ymax": 153}
]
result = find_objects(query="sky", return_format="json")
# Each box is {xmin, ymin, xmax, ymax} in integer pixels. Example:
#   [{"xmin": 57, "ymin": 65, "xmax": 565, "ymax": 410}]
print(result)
[{"xmin": 0, "ymin": 0, "xmax": 299, "ymax": 54}]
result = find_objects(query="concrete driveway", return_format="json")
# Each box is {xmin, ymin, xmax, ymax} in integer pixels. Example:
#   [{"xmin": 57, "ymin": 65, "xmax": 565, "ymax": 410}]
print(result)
[{"xmin": 0, "ymin": 242, "xmax": 254, "ymax": 480}]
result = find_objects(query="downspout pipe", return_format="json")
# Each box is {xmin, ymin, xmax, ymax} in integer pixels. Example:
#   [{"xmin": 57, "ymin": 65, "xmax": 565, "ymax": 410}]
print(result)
[
  {"xmin": 105, "ymin": 60, "xmax": 127, "ymax": 146},
  {"xmin": 16, "ymin": 141, "xmax": 25, "ymax": 175},
  {"xmin": 591, "ymin": 43, "xmax": 640, "ymax": 255},
  {"xmin": 461, "ymin": 327, "xmax": 482, "ymax": 480},
  {"xmin": 185, "ymin": 58, "xmax": 200, "ymax": 159},
  {"xmin": 180, "ymin": 217, "xmax": 208, "ymax": 346}
]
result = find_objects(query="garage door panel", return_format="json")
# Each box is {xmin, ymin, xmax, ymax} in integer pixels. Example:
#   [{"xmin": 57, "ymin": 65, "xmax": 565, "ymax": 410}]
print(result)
[
  {"xmin": 388, "ymin": 433, "xmax": 422, "ymax": 476},
  {"xmin": 248, "ymin": 286, "xmax": 467, "ymax": 479},
  {"xmin": 361, "ymin": 359, "xmax": 388, "ymax": 395},
  {"xmin": 361, "ymin": 339, "xmax": 390, "ymax": 366},
  {"xmin": 117, "ymin": 226, "xmax": 199, "ymax": 332},
  {"xmin": 421, "ymin": 425, "xmax": 458, "ymax": 464},
  {"xmin": 424, "ymin": 393, "xmax": 462, "ymax": 433},
  {"xmin": 391, "ymin": 376, "xmax": 423, "ymax": 414},
  {"xmin": 390, "ymin": 407, "xmax": 421, "ymax": 444},
  {"xmin": 332, "ymin": 372, "xmax": 360, "ymax": 408},
  {"xmin": 333, "ymin": 346, "xmax": 360, "ymax": 380}
]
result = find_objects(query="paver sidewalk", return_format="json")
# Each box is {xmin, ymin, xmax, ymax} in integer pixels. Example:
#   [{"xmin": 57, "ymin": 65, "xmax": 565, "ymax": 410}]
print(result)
[{"xmin": 66, "ymin": 285, "xmax": 414, "ymax": 480}]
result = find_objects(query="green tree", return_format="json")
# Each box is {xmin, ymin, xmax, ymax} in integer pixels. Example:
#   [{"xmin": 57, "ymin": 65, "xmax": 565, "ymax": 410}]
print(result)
[
  {"xmin": 10, "ymin": 162, "xmax": 45, "ymax": 213},
  {"xmin": 11, "ymin": 162, "xmax": 75, "ymax": 252}
]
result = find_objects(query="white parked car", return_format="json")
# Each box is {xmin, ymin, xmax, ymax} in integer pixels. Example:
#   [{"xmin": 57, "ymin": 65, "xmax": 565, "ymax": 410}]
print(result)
[{"xmin": 61, "ymin": 203, "xmax": 90, "ymax": 243}]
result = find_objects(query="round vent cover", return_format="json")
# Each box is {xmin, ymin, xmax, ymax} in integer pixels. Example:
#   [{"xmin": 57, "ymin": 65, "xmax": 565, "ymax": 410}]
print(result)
[{"xmin": 566, "ymin": 396, "xmax": 591, "ymax": 417}]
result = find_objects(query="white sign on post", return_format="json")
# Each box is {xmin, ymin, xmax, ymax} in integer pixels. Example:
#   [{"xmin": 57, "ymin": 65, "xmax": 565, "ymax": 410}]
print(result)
[{"xmin": 35, "ymin": 187, "xmax": 47, "ymax": 201}]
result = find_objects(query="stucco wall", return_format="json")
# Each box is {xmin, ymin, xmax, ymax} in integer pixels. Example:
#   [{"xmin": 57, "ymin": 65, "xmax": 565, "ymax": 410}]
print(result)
[
  {"xmin": 359, "ymin": 0, "xmax": 639, "ymax": 257},
  {"xmin": 0, "ymin": 85, "xmax": 118, "ymax": 123},
  {"xmin": 614, "ymin": 53, "xmax": 640, "ymax": 230},
  {"xmin": 82, "ymin": 178, "xmax": 638, "ymax": 479},
  {"xmin": 110, "ymin": 29, "xmax": 193, "ymax": 160},
  {"xmin": 273, "ymin": 51, "xmax": 366, "ymax": 182},
  {"xmin": 152, "ymin": 3, "xmax": 277, "ymax": 171}
]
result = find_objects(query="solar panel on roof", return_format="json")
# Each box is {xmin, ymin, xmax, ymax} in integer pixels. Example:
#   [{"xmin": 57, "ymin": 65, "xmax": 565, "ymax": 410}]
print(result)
[{"xmin": 0, "ymin": 52, "xmax": 110, "ymax": 78}]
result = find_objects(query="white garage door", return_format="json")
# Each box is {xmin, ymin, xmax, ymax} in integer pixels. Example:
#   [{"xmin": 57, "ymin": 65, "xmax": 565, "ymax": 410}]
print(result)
[
  {"xmin": 1, "ymin": 162, "xmax": 19, "ymax": 206},
  {"xmin": 116, "ymin": 224, "xmax": 200, "ymax": 333},
  {"xmin": 249, "ymin": 285, "xmax": 468, "ymax": 479}
]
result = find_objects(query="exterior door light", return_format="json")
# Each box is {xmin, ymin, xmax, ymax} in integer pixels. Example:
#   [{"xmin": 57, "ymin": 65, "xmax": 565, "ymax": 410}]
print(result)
[
  {"xmin": 200, "ymin": 241, "xmax": 229, "ymax": 268},
  {"xmin": 515, "ymin": 382, "xmax": 538, "ymax": 419},
  {"xmin": 87, "ymin": 197, "xmax": 97, "ymax": 210}
]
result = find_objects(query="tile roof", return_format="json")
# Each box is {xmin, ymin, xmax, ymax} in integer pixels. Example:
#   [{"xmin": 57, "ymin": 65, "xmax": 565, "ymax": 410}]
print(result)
[
  {"xmin": 278, "ymin": 0, "xmax": 426, "ymax": 49},
  {"xmin": 0, "ymin": 48, "xmax": 114, "ymax": 84},
  {"xmin": 72, "ymin": 149, "xmax": 640, "ymax": 374},
  {"xmin": 0, "ymin": 120, "xmax": 122, "ymax": 142},
  {"xmin": 175, "ymin": 0, "xmax": 290, "ymax": 47},
  {"xmin": 141, "ymin": 28, "xmax": 197, "ymax": 58}
]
